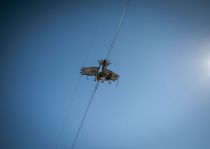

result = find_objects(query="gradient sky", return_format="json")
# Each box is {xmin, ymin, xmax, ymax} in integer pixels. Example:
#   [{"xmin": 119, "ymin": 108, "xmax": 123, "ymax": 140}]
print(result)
[{"xmin": 1, "ymin": 1, "xmax": 210, "ymax": 149}]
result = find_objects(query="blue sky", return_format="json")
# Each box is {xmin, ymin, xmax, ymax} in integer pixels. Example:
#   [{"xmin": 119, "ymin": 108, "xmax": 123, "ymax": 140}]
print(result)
[{"xmin": 1, "ymin": 1, "xmax": 210, "ymax": 149}]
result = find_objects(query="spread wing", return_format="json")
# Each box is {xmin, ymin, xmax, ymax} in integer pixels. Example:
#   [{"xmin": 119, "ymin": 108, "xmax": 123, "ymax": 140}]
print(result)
[
  {"xmin": 80, "ymin": 67, "xmax": 99, "ymax": 76},
  {"xmin": 104, "ymin": 69, "xmax": 119, "ymax": 81}
]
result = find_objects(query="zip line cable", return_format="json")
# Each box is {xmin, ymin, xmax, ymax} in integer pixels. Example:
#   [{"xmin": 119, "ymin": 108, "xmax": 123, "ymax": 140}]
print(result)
[
  {"xmin": 106, "ymin": 0, "xmax": 130, "ymax": 60},
  {"xmin": 71, "ymin": 82, "xmax": 100, "ymax": 149},
  {"xmin": 55, "ymin": 75, "xmax": 81, "ymax": 149},
  {"xmin": 70, "ymin": 1, "xmax": 130, "ymax": 149},
  {"xmin": 55, "ymin": 27, "xmax": 98, "ymax": 149}
]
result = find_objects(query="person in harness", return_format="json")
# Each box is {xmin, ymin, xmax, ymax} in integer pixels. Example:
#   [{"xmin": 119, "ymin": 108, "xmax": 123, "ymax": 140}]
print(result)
[{"xmin": 81, "ymin": 59, "xmax": 119, "ymax": 83}]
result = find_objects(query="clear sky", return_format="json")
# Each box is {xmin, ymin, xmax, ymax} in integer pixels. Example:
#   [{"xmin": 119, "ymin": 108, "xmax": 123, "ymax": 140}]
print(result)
[{"xmin": 1, "ymin": 1, "xmax": 210, "ymax": 149}]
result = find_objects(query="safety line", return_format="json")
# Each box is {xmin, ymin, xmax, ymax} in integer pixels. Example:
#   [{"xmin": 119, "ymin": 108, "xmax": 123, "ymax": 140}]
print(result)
[
  {"xmin": 55, "ymin": 27, "xmax": 98, "ymax": 149},
  {"xmin": 71, "ymin": 82, "xmax": 100, "ymax": 149},
  {"xmin": 106, "ymin": 0, "xmax": 130, "ymax": 60}
]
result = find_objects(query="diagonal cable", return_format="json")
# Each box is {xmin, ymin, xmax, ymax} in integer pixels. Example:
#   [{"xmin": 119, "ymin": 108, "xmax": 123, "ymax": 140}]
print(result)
[
  {"xmin": 106, "ymin": 0, "xmax": 130, "ymax": 60},
  {"xmin": 71, "ymin": 82, "xmax": 100, "ymax": 149},
  {"xmin": 70, "ymin": 1, "xmax": 131, "ymax": 148},
  {"xmin": 55, "ymin": 27, "xmax": 98, "ymax": 149}
]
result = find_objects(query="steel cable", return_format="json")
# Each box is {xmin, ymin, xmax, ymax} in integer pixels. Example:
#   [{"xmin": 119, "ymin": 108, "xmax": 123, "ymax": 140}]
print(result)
[
  {"xmin": 70, "ymin": 1, "xmax": 130, "ymax": 149},
  {"xmin": 106, "ymin": 0, "xmax": 130, "ymax": 60},
  {"xmin": 70, "ymin": 82, "xmax": 100, "ymax": 149},
  {"xmin": 55, "ymin": 27, "xmax": 98, "ymax": 149}
]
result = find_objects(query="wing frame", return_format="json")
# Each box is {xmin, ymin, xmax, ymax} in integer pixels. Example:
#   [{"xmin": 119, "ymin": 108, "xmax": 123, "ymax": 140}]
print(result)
[
  {"xmin": 80, "ymin": 67, "xmax": 99, "ymax": 76},
  {"xmin": 104, "ymin": 69, "xmax": 119, "ymax": 81}
]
